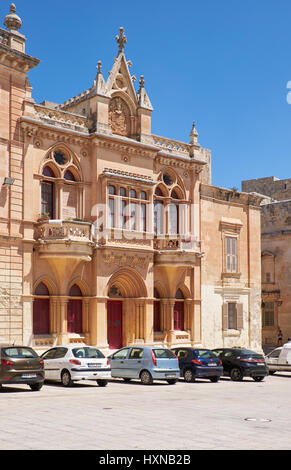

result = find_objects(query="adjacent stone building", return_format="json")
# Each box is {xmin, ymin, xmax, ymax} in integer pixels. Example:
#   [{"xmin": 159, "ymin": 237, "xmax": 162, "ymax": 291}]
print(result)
[
  {"xmin": 0, "ymin": 4, "xmax": 263, "ymax": 353},
  {"xmin": 242, "ymin": 176, "xmax": 291, "ymax": 346}
]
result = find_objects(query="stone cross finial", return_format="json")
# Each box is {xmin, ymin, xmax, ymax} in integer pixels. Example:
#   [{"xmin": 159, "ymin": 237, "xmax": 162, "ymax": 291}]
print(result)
[
  {"xmin": 97, "ymin": 61, "xmax": 102, "ymax": 74},
  {"xmin": 116, "ymin": 27, "xmax": 127, "ymax": 54}
]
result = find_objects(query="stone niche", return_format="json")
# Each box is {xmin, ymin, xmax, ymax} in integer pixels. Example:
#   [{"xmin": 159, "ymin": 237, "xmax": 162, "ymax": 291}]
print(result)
[{"xmin": 109, "ymin": 96, "xmax": 131, "ymax": 137}]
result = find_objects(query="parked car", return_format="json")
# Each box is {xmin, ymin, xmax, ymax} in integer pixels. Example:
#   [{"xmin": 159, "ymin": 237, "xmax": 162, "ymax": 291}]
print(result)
[
  {"xmin": 108, "ymin": 346, "xmax": 180, "ymax": 385},
  {"xmin": 171, "ymin": 347, "xmax": 223, "ymax": 382},
  {"xmin": 0, "ymin": 345, "xmax": 44, "ymax": 391},
  {"xmin": 41, "ymin": 345, "xmax": 111, "ymax": 387},
  {"xmin": 265, "ymin": 342, "xmax": 291, "ymax": 374},
  {"xmin": 212, "ymin": 348, "xmax": 268, "ymax": 382}
]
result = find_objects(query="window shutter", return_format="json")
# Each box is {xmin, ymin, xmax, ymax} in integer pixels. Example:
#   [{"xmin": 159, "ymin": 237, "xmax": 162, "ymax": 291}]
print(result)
[
  {"xmin": 237, "ymin": 303, "xmax": 243, "ymax": 330},
  {"xmin": 222, "ymin": 303, "xmax": 228, "ymax": 330}
]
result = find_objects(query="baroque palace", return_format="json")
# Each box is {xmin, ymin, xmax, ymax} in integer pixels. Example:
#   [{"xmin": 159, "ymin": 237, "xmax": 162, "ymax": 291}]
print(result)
[{"xmin": 0, "ymin": 4, "xmax": 263, "ymax": 352}]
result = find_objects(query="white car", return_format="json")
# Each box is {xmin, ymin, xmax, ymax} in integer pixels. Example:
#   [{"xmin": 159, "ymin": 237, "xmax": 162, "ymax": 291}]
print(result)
[
  {"xmin": 41, "ymin": 345, "xmax": 111, "ymax": 387},
  {"xmin": 265, "ymin": 342, "xmax": 291, "ymax": 375}
]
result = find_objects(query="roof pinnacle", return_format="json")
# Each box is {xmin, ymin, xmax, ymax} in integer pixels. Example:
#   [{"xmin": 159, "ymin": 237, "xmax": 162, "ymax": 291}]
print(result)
[
  {"xmin": 4, "ymin": 3, "xmax": 22, "ymax": 31},
  {"xmin": 116, "ymin": 27, "xmax": 127, "ymax": 55}
]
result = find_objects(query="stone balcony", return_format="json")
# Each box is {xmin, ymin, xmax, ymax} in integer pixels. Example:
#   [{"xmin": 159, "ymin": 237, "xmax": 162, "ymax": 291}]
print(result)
[
  {"xmin": 153, "ymin": 235, "xmax": 201, "ymax": 267},
  {"xmin": 34, "ymin": 219, "xmax": 94, "ymax": 262}
]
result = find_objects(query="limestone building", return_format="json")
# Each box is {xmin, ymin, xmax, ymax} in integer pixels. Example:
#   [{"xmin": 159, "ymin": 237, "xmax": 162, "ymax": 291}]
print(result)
[
  {"xmin": 242, "ymin": 176, "xmax": 291, "ymax": 346},
  {"xmin": 0, "ymin": 4, "xmax": 263, "ymax": 353}
]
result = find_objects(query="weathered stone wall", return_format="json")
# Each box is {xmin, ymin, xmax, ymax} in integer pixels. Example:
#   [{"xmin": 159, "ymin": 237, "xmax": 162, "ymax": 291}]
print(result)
[
  {"xmin": 0, "ymin": 241, "xmax": 23, "ymax": 344},
  {"xmin": 242, "ymin": 176, "xmax": 291, "ymax": 201}
]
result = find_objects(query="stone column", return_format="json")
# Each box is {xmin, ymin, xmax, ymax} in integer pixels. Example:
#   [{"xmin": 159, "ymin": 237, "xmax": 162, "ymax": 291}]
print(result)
[
  {"xmin": 22, "ymin": 295, "xmax": 34, "ymax": 346},
  {"xmin": 82, "ymin": 298, "xmax": 90, "ymax": 344},
  {"xmin": 167, "ymin": 299, "xmax": 176, "ymax": 347},
  {"xmin": 58, "ymin": 297, "xmax": 68, "ymax": 345},
  {"xmin": 144, "ymin": 299, "xmax": 153, "ymax": 344},
  {"xmin": 94, "ymin": 297, "xmax": 108, "ymax": 349},
  {"xmin": 50, "ymin": 296, "xmax": 58, "ymax": 336}
]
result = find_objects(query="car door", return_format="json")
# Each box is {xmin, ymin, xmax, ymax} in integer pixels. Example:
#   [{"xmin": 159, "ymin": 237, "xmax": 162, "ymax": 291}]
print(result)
[
  {"xmin": 110, "ymin": 348, "xmax": 130, "ymax": 377},
  {"xmin": 175, "ymin": 349, "xmax": 190, "ymax": 376},
  {"xmin": 266, "ymin": 348, "xmax": 281, "ymax": 371},
  {"xmin": 220, "ymin": 350, "xmax": 234, "ymax": 375},
  {"xmin": 126, "ymin": 348, "xmax": 144, "ymax": 378},
  {"xmin": 50, "ymin": 347, "xmax": 68, "ymax": 380},
  {"xmin": 41, "ymin": 348, "xmax": 57, "ymax": 380}
]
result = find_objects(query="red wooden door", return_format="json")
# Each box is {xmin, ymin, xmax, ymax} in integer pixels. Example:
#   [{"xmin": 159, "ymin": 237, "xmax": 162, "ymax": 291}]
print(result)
[
  {"xmin": 174, "ymin": 302, "xmax": 184, "ymax": 331},
  {"xmin": 154, "ymin": 301, "xmax": 161, "ymax": 332},
  {"xmin": 67, "ymin": 299, "xmax": 82, "ymax": 333},
  {"xmin": 33, "ymin": 298, "xmax": 50, "ymax": 334},
  {"xmin": 107, "ymin": 301, "xmax": 122, "ymax": 349}
]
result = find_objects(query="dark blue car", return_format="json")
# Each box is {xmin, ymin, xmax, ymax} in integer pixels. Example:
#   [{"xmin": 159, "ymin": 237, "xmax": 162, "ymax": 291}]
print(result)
[{"xmin": 172, "ymin": 347, "xmax": 223, "ymax": 383}]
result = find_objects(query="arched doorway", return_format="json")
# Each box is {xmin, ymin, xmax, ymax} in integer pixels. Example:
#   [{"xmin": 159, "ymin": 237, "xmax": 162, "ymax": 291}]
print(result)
[
  {"xmin": 107, "ymin": 285, "xmax": 123, "ymax": 349},
  {"xmin": 106, "ymin": 268, "xmax": 148, "ymax": 349},
  {"xmin": 67, "ymin": 284, "xmax": 83, "ymax": 334},
  {"xmin": 33, "ymin": 282, "xmax": 50, "ymax": 334},
  {"xmin": 174, "ymin": 288, "xmax": 184, "ymax": 331}
]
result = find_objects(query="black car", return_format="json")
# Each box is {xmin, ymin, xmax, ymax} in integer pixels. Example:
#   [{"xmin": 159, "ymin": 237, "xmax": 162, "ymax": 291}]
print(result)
[
  {"xmin": 212, "ymin": 348, "xmax": 268, "ymax": 382},
  {"xmin": 172, "ymin": 347, "xmax": 223, "ymax": 383}
]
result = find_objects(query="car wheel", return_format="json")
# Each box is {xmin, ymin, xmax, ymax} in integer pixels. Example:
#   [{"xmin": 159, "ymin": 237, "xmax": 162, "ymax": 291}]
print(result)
[
  {"xmin": 61, "ymin": 370, "xmax": 73, "ymax": 387},
  {"xmin": 209, "ymin": 377, "xmax": 219, "ymax": 383},
  {"xmin": 184, "ymin": 369, "xmax": 195, "ymax": 383},
  {"xmin": 140, "ymin": 370, "xmax": 153, "ymax": 385},
  {"xmin": 29, "ymin": 382, "xmax": 43, "ymax": 391},
  {"xmin": 97, "ymin": 380, "xmax": 108, "ymax": 387},
  {"xmin": 123, "ymin": 378, "xmax": 131, "ymax": 383},
  {"xmin": 253, "ymin": 376, "xmax": 264, "ymax": 382},
  {"xmin": 230, "ymin": 367, "xmax": 243, "ymax": 381}
]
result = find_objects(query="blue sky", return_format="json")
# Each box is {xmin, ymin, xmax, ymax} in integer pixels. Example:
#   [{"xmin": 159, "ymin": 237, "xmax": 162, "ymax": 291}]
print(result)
[{"xmin": 2, "ymin": 0, "xmax": 291, "ymax": 189}]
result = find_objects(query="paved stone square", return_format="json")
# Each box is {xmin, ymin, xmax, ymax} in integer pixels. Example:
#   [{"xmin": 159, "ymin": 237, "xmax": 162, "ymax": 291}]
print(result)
[{"xmin": 0, "ymin": 373, "xmax": 290, "ymax": 450}]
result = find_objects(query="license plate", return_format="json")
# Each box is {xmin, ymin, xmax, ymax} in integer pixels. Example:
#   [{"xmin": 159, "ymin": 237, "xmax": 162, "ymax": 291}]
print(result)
[
  {"xmin": 166, "ymin": 374, "xmax": 176, "ymax": 378},
  {"xmin": 21, "ymin": 374, "xmax": 37, "ymax": 378},
  {"xmin": 208, "ymin": 363, "xmax": 217, "ymax": 367},
  {"xmin": 88, "ymin": 363, "xmax": 101, "ymax": 368}
]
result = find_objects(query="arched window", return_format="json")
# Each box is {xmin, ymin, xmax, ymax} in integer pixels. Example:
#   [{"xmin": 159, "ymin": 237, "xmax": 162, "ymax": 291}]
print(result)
[
  {"xmin": 35, "ymin": 282, "xmax": 50, "ymax": 296},
  {"xmin": 154, "ymin": 200, "xmax": 164, "ymax": 235},
  {"xmin": 64, "ymin": 169, "xmax": 76, "ymax": 181},
  {"xmin": 42, "ymin": 166, "xmax": 56, "ymax": 178},
  {"xmin": 155, "ymin": 186, "xmax": 164, "ymax": 197},
  {"xmin": 108, "ymin": 185, "xmax": 116, "ymax": 195},
  {"xmin": 41, "ymin": 167, "xmax": 55, "ymax": 218},
  {"xmin": 69, "ymin": 284, "xmax": 83, "ymax": 296},
  {"xmin": 33, "ymin": 283, "xmax": 50, "ymax": 335}
]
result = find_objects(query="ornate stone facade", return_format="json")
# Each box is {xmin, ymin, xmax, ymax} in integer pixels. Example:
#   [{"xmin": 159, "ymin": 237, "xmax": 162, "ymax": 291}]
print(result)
[{"xmin": 0, "ymin": 5, "xmax": 263, "ymax": 353}]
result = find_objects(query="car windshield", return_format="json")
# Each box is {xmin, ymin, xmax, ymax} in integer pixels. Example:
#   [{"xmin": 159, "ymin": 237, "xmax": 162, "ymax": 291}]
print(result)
[
  {"xmin": 2, "ymin": 347, "xmax": 38, "ymax": 358},
  {"xmin": 194, "ymin": 350, "xmax": 216, "ymax": 359},
  {"xmin": 72, "ymin": 347, "xmax": 104, "ymax": 359},
  {"xmin": 153, "ymin": 349, "xmax": 176, "ymax": 359}
]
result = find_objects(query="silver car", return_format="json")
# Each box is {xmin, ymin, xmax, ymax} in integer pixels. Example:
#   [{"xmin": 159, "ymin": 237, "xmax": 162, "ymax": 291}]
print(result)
[
  {"xmin": 41, "ymin": 345, "xmax": 111, "ymax": 387},
  {"xmin": 108, "ymin": 346, "xmax": 180, "ymax": 385}
]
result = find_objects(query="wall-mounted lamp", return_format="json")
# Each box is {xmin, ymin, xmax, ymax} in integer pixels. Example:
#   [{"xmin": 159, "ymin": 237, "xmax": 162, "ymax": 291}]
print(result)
[
  {"xmin": 2, "ymin": 177, "xmax": 15, "ymax": 187},
  {"xmin": 277, "ymin": 298, "xmax": 283, "ymax": 307}
]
